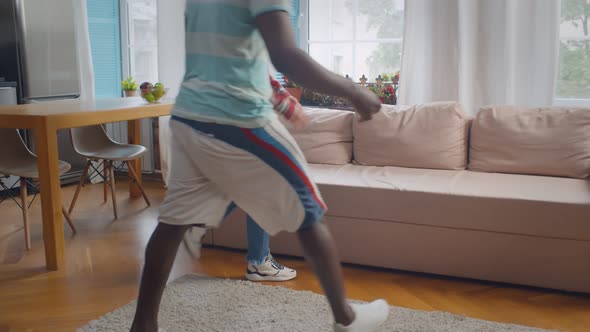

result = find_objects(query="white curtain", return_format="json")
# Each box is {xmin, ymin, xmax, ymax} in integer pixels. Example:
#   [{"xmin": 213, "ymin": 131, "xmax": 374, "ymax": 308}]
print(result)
[
  {"xmin": 157, "ymin": 0, "xmax": 186, "ymax": 185},
  {"xmin": 73, "ymin": 0, "xmax": 106, "ymax": 183},
  {"xmin": 399, "ymin": 0, "xmax": 561, "ymax": 115},
  {"xmin": 72, "ymin": 0, "xmax": 95, "ymax": 103}
]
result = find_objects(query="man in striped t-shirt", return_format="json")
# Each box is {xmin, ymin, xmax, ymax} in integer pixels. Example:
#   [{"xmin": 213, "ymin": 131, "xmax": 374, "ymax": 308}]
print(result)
[{"xmin": 131, "ymin": 1, "xmax": 388, "ymax": 331}]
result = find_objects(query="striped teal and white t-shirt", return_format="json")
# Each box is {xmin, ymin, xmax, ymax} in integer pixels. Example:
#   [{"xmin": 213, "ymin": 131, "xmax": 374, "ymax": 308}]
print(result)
[{"xmin": 172, "ymin": 0, "xmax": 291, "ymax": 128}]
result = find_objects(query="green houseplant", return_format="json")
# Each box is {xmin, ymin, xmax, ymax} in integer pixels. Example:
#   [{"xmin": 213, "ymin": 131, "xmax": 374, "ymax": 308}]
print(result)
[{"xmin": 121, "ymin": 77, "xmax": 139, "ymax": 97}]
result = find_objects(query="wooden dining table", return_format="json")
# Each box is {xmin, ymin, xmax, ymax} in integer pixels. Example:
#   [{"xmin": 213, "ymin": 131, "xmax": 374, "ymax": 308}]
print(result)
[{"xmin": 0, "ymin": 98, "xmax": 173, "ymax": 271}]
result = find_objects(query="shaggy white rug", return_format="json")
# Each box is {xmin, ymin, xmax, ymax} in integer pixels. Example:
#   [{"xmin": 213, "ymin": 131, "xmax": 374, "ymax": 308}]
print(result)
[{"xmin": 79, "ymin": 275, "xmax": 554, "ymax": 332}]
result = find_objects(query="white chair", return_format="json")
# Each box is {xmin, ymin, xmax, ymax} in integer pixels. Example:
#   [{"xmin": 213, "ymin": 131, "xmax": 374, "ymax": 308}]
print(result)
[
  {"xmin": 0, "ymin": 129, "xmax": 76, "ymax": 250},
  {"xmin": 68, "ymin": 125, "xmax": 151, "ymax": 220}
]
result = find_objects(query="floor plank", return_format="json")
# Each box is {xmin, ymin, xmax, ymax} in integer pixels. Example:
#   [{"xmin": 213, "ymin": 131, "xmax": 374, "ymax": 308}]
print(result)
[{"xmin": 0, "ymin": 180, "xmax": 589, "ymax": 332}]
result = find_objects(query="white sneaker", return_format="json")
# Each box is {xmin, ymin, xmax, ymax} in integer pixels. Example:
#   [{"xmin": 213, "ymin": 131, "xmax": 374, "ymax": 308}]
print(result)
[
  {"xmin": 333, "ymin": 299, "xmax": 389, "ymax": 332},
  {"xmin": 245, "ymin": 256, "xmax": 297, "ymax": 281},
  {"xmin": 183, "ymin": 226, "xmax": 207, "ymax": 259}
]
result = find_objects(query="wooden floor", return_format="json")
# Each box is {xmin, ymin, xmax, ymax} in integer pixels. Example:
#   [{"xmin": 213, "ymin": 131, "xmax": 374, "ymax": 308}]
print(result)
[{"xmin": 0, "ymin": 180, "xmax": 589, "ymax": 332}]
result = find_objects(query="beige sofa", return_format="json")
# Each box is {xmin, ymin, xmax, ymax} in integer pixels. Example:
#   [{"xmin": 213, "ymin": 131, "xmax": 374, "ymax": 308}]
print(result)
[{"xmin": 205, "ymin": 103, "xmax": 590, "ymax": 294}]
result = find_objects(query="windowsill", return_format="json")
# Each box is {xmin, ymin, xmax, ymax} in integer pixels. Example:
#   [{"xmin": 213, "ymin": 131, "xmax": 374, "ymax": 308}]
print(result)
[{"xmin": 553, "ymin": 98, "xmax": 590, "ymax": 107}]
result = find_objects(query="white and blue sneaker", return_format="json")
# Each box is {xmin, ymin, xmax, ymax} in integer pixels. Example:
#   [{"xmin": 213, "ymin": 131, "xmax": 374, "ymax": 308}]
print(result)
[{"xmin": 245, "ymin": 255, "xmax": 297, "ymax": 281}]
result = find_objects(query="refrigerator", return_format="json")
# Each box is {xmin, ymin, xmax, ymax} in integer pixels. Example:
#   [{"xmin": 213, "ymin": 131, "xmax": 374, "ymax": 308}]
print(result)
[
  {"xmin": 1, "ymin": 0, "xmax": 80, "ymax": 102},
  {"xmin": 0, "ymin": 0, "xmax": 88, "ymax": 184}
]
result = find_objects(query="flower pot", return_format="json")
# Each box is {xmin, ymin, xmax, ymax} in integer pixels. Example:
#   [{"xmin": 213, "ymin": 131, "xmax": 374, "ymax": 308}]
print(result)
[
  {"xmin": 285, "ymin": 87, "xmax": 303, "ymax": 102},
  {"xmin": 124, "ymin": 90, "xmax": 137, "ymax": 97}
]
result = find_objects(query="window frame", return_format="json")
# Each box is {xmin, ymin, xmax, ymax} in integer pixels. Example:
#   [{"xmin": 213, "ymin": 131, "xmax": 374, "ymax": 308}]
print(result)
[
  {"xmin": 299, "ymin": 0, "xmax": 309, "ymax": 49},
  {"xmin": 300, "ymin": 0, "xmax": 404, "ymax": 81},
  {"xmin": 554, "ymin": 97, "xmax": 590, "ymax": 107},
  {"xmin": 119, "ymin": 0, "xmax": 131, "ymax": 79}
]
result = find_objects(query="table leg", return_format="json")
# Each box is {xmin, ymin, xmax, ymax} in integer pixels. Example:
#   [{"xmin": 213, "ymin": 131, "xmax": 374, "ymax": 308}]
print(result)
[
  {"xmin": 35, "ymin": 120, "xmax": 65, "ymax": 270},
  {"xmin": 127, "ymin": 119, "xmax": 142, "ymax": 198}
]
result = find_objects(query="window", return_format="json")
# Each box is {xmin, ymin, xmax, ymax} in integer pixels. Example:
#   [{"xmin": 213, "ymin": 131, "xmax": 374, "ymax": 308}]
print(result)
[
  {"xmin": 122, "ymin": 0, "xmax": 159, "ymax": 85},
  {"xmin": 87, "ymin": 0, "xmax": 158, "ymax": 99},
  {"xmin": 556, "ymin": 0, "xmax": 590, "ymax": 106},
  {"xmin": 303, "ymin": 0, "xmax": 404, "ymax": 82},
  {"xmin": 87, "ymin": 0, "xmax": 158, "ymax": 171}
]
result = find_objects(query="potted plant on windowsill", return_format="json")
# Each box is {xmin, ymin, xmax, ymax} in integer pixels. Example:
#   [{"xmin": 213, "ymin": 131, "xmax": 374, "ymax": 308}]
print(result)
[
  {"xmin": 368, "ymin": 83, "xmax": 397, "ymax": 105},
  {"xmin": 121, "ymin": 77, "xmax": 139, "ymax": 97},
  {"xmin": 282, "ymin": 76, "xmax": 303, "ymax": 101}
]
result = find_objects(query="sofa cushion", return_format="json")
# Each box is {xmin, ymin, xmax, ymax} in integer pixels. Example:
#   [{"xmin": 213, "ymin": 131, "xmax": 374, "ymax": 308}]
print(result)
[
  {"xmin": 353, "ymin": 102, "xmax": 470, "ymax": 170},
  {"xmin": 469, "ymin": 106, "xmax": 590, "ymax": 179},
  {"xmin": 285, "ymin": 107, "xmax": 354, "ymax": 165},
  {"xmin": 309, "ymin": 164, "xmax": 590, "ymax": 241}
]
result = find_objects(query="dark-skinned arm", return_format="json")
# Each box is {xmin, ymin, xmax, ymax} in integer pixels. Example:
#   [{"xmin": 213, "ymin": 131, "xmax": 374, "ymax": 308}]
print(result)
[{"xmin": 255, "ymin": 11, "xmax": 381, "ymax": 120}]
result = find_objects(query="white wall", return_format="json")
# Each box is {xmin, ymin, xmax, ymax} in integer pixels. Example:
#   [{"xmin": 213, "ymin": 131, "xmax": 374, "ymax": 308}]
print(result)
[{"xmin": 157, "ymin": 0, "xmax": 186, "ymax": 98}]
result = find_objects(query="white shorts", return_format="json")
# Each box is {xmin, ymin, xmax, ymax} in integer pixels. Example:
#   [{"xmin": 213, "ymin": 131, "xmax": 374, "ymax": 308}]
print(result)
[{"xmin": 159, "ymin": 116, "xmax": 327, "ymax": 236}]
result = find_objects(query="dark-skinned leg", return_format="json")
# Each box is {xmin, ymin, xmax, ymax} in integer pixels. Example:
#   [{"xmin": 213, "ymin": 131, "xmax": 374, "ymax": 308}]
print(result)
[
  {"xmin": 297, "ymin": 221, "xmax": 355, "ymax": 326},
  {"xmin": 130, "ymin": 223, "xmax": 190, "ymax": 332}
]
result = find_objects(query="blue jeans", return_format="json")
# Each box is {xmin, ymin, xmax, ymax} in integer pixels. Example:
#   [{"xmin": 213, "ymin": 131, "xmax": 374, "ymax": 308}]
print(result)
[{"xmin": 225, "ymin": 203, "xmax": 270, "ymax": 265}]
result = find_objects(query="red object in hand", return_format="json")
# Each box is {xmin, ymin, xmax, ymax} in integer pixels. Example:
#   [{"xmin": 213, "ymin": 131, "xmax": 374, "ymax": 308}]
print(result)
[
  {"xmin": 269, "ymin": 76, "xmax": 309, "ymax": 129},
  {"xmin": 270, "ymin": 76, "xmax": 296, "ymax": 119},
  {"xmin": 276, "ymin": 98, "xmax": 296, "ymax": 119}
]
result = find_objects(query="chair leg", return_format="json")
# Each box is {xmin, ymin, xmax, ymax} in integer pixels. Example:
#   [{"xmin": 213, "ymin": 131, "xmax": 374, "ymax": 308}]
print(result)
[
  {"xmin": 68, "ymin": 160, "xmax": 91, "ymax": 214},
  {"xmin": 20, "ymin": 178, "xmax": 31, "ymax": 251},
  {"xmin": 126, "ymin": 161, "xmax": 151, "ymax": 207},
  {"xmin": 103, "ymin": 160, "xmax": 108, "ymax": 203},
  {"xmin": 108, "ymin": 161, "xmax": 118, "ymax": 220},
  {"xmin": 62, "ymin": 206, "xmax": 77, "ymax": 234}
]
